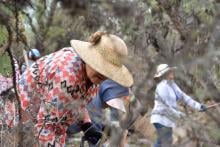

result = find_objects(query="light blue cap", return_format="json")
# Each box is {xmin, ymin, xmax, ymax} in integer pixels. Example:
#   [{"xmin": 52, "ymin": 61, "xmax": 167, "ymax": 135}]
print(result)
[{"xmin": 28, "ymin": 48, "xmax": 41, "ymax": 58}]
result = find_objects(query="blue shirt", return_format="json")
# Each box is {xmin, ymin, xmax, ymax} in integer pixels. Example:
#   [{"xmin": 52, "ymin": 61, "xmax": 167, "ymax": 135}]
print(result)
[
  {"xmin": 67, "ymin": 79, "xmax": 129, "ymax": 133},
  {"xmin": 86, "ymin": 79, "xmax": 129, "ymax": 130}
]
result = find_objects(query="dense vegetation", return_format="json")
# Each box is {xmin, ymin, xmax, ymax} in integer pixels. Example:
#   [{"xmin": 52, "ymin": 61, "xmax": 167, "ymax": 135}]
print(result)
[{"xmin": 0, "ymin": 0, "xmax": 220, "ymax": 146}]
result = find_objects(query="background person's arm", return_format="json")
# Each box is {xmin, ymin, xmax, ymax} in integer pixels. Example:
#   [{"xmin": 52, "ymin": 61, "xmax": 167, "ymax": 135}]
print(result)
[{"xmin": 174, "ymin": 83, "xmax": 202, "ymax": 111}]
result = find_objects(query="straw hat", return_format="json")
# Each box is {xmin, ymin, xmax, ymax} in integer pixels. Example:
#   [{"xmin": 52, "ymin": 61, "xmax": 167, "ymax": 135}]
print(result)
[
  {"xmin": 70, "ymin": 32, "xmax": 133, "ymax": 87},
  {"xmin": 154, "ymin": 64, "xmax": 176, "ymax": 78}
]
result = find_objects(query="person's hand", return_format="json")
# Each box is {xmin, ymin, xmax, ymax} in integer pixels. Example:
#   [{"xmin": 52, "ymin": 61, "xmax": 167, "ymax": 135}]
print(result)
[
  {"xmin": 199, "ymin": 104, "xmax": 207, "ymax": 112},
  {"xmin": 172, "ymin": 108, "xmax": 185, "ymax": 119},
  {"xmin": 177, "ymin": 111, "xmax": 186, "ymax": 119},
  {"xmin": 81, "ymin": 122, "xmax": 102, "ymax": 145}
]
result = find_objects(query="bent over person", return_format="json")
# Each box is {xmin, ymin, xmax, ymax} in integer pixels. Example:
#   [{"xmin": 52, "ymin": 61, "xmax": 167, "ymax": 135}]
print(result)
[
  {"xmin": 151, "ymin": 64, "xmax": 207, "ymax": 147},
  {"xmin": 67, "ymin": 79, "xmax": 129, "ymax": 146},
  {"xmin": 17, "ymin": 31, "xmax": 133, "ymax": 146}
]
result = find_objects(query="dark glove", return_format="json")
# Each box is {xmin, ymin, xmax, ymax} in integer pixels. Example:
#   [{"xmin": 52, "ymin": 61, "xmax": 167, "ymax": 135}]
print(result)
[
  {"xmin": 81, "ymin": 122, "xmax": 102, "ymax": 145},
  {"xmin": 199, "ymin": 104, "xmax": 207, "ymax": 112}
]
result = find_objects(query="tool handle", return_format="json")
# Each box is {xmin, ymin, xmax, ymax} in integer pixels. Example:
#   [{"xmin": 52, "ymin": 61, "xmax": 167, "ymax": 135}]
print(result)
[{"xmin": 207, "ymin": 103, "xmax": 220, "ymax": 109}]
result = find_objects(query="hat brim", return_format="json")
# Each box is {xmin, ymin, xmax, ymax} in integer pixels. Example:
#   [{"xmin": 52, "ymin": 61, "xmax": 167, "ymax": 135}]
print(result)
[
  {"xmin": 70, "ymin": 40, "xmax": 133, "ymax": 87},
  {"xmin": 154, "ymin": 67, "xmax": 177, "ymax": 78}
]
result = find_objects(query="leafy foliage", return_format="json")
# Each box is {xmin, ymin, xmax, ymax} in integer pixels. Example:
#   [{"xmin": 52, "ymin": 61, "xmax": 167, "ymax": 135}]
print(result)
[
  {"xmin": 0, "ymin": 53, "xmax": 12, "ymax": 75},
  {"xmin": 0, "ymin": 0, "xmax": 220, "ymax": 146}
]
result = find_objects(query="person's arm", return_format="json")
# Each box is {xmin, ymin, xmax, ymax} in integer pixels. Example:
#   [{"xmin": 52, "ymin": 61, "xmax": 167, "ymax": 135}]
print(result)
[
  {"xmin": 82, "ymin": 108, "xmax": 91, "ymax": 123},
  {"xmin": 21, "ymin": 63, "xmax": 27, "ymax": 73},
  {"xmin": 119, "ymin": 130, "xmax": 128, "ymax": 147},
  {"xmin": 174, "ymin": 83, "xmax": 202, "ymax": 111}
]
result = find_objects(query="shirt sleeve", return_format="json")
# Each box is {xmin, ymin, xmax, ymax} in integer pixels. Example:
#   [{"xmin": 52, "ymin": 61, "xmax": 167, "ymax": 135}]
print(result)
[
  {"xmin": 174, "ymin": 83, "xmax": 202, "ymax": 111},
  {"xmin": 100, "ymin": 80, "xmax": 129, "ymax": 103}
]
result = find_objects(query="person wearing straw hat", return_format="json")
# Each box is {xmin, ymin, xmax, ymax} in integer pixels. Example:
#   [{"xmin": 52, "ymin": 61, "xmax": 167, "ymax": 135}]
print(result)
[
  {"xmin": 151, "ymin": 64, "xmax": 207, "ymax": 147},
  {"xmin": 17, "ymin": 31, "xmax": 133, "ymax": 146}
]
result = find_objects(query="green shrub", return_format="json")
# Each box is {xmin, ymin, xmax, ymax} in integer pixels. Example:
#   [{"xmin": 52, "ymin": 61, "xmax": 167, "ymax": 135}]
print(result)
[{"xmin": 0, "ymin": 54, "xmax": 12, "ymax": 75}]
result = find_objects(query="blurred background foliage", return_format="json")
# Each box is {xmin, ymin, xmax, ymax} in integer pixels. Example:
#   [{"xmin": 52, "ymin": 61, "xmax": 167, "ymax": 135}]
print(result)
[{"xmin": 0, "ymin": 0, "xmax": 220, "ymax": 146}]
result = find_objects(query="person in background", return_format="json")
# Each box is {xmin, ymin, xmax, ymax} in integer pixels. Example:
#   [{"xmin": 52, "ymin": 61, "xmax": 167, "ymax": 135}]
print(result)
[
  {"xmin": 151, "ymin": 64, "xmax": 207, "ymax": 147},
  {"xmin": 66, "ymin": 79, "xmax": 130, "ymax": 147},
  {"xmin": 21, "ymin": 48, "xmax": 41, "ymax": 73},
  {"xmin": 17, "ymin": 31, "xmax": 133, "ymax": 146}
]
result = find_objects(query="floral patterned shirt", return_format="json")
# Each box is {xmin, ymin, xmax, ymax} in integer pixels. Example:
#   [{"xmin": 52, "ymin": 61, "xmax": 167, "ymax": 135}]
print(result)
[{"xmin": 18, "ymin": 47, "xmax": 98, "ymax": 146}]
